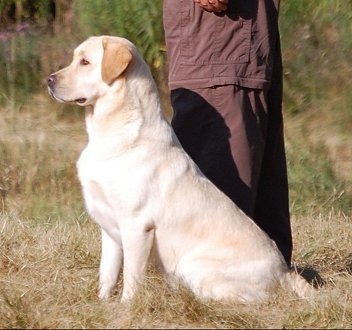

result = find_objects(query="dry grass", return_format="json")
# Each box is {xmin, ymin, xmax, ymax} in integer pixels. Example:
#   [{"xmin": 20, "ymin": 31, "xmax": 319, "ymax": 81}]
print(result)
[
  {"xmin": 1, "ymin": 94, "xmax": 352, "ymax": 328},
  {"xmin": 0, "ymin": 93, "xmax": 86, "ymax": 219},
  {"xmin": 0, "ymin": 211, "xmax": 351, "ymax": 329}
]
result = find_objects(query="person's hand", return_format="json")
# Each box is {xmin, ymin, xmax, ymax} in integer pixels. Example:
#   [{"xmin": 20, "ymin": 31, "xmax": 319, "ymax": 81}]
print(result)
[{"xmin": 194, "ymin": 0, "xmax": 228, "ymax": 13}]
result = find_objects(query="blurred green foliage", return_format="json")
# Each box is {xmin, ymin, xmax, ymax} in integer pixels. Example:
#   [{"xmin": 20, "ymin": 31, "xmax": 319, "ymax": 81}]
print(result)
[
  {"xmin": 0, "ymin": 0, "xmax": 164, "ymax": 105},
  {"xmin": 74, "ymin": 0, "xmax": 164, "ymax": 68},
  {"xmin": 280, "ymin": 0, "xmax": 352, "ymax": 116},
  {"xmin": 0, "ymin": 0, "xmax": 55, "ymax": 26}
]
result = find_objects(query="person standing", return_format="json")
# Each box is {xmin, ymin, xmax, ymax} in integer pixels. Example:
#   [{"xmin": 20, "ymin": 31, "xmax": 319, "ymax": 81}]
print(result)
[{"xmin": 163, "ymin": 0, "xmax": 292, "ymax": 265}]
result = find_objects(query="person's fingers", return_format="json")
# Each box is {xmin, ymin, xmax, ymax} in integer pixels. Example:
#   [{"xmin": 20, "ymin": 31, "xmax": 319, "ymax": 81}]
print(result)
[{"xmin": 194, "ymin": 0, "xmax": 228, "ymax": 13}]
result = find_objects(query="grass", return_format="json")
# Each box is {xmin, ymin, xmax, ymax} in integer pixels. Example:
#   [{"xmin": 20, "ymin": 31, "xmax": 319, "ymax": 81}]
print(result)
[
  {"xmin": 0, "ymin": 93, "xmax": 85, "ymax": 220},
  {"xmin": 1, "ymin": 210, "xmax": 351, "ymax": 328},
  {"xmin": 280, "ymin": 0, "xmax": 352, "ymax": 216}
]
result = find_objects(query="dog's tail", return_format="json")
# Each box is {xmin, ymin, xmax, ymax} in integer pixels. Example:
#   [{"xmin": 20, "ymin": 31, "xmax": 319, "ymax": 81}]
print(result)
[{"xmin": 281, "ymin": 270, "xmax": 316, "ymax": 299}]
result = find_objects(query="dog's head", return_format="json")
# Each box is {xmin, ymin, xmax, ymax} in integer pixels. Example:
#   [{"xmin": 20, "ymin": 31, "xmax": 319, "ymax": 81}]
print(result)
[{"xmin": 47, "ymin": 36, "xmax": 133, "ymax": 107}]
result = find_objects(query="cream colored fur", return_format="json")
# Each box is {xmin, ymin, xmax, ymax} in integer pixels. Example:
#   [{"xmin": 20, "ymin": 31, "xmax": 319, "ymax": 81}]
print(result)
[{"xmin": 48, "ymin": 36, "xmax": 314, "ymax": 303}]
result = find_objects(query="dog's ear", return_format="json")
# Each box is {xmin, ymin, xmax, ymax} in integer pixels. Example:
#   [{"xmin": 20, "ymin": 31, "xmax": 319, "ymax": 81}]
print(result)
[{"xmin": 102, "ymin": 38, "xmax": 133, "ymax": 85}]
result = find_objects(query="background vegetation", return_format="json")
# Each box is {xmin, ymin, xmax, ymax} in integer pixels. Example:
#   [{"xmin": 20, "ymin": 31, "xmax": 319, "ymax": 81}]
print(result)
[{"xmin": 0, "ymin": 0, "xmax": 351, "ymax": 328}]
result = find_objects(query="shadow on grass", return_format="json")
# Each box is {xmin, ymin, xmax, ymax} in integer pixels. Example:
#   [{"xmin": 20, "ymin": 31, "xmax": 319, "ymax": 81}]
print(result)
[{"xmin": 295, "ymin": 265, "xmax": 326, "ymax": 288}]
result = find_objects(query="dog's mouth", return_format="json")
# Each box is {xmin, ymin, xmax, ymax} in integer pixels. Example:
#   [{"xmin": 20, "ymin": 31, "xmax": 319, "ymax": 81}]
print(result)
[
  {"xmin": 48, "ymin": 89, "xmax": 87, "ymax": 105},
  {"xmin": 75, "ymin": 98, "xmax": 87, "ymax": 104},
  {"xmin": 48, "ymin": 80, "xmax": 87, "ymax": 105}
]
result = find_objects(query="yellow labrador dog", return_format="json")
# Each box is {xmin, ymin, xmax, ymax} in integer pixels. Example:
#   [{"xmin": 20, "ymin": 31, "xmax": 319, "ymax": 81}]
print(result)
[{"xmin": 48, "ymin": 36, "xmax": 313, "ymax": 303}]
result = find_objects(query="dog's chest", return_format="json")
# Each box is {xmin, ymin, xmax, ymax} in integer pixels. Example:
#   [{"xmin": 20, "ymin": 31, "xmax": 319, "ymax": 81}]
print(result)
[
  {"xmin": 76, "ymin": 149, "xmax": 124, "ymax": 227},
  {"xmin": 76, "ymin": 146, "xmax": 158, "ymax": 228},
  {"xmin": 84, "ymin": 186, "xmax": 116, "ymax": 231}
]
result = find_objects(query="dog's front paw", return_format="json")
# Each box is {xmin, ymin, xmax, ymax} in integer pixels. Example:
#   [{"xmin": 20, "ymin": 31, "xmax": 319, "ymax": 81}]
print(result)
[
  {"xmin": 120, "ymin": 287, "xmax": 135, "ymax": 303},
  {"xmin": 98, "ymin": 284, "xmax": 114, "ymax": 300}
]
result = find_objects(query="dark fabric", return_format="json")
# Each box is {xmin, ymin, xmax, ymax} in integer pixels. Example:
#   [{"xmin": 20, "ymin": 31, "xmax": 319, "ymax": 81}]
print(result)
[
  {"xmin": 171, "ymin": 86, "xmax": 266, "ymax": 216},
  {"xmin": 252, "ymin": 38, "xmax": 292, "ymax": 265},
  {"xmin": 163, "ymin": 0, "xmax": 292, "ymax": 266}
]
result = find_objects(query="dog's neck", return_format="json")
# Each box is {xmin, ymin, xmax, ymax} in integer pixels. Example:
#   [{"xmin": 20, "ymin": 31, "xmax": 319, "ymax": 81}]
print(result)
[{"xmin": 83, "ymin": 62, "xmax": 175, "ymax": 154}]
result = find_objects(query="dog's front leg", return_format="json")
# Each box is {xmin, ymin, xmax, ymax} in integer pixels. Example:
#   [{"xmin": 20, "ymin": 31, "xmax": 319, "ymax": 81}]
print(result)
[
  {"xmin": 98, "ymin": 228, "xmax": 123, "ymax": 300},
  {"xmin": 120, "ymin": 223, "xmax": 155, "ymax": 302}
]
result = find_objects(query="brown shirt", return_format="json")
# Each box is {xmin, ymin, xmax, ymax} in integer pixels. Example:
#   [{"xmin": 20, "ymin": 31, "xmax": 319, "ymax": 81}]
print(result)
[{"xmin": 163, "ymin": 0, "xmax": 281, "ymax": 90}]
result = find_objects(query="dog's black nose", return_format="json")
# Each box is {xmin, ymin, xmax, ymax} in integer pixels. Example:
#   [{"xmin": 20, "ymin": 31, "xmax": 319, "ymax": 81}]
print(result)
[{"xmin": 47, "ymin": 74, "xmax": 56, "ymax": 88}]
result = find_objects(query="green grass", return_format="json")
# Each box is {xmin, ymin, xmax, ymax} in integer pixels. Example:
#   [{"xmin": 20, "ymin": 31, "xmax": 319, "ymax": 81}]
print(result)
[{"xmin": 279, "ymin": 0, "xmax": 352, "ymax": 216}]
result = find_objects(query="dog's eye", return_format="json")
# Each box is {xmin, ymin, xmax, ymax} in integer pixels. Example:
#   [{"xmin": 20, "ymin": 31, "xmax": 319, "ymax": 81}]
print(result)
[{"xmin": 80, "ymin": 58, "xmax": 90, "ymax": 66}]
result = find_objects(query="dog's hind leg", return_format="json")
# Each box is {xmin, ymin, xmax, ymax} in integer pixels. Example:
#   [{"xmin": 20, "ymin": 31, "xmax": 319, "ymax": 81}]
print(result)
[
  {"xmin": 195, "ymin": 274, "xmax": 272, "ymax": 303},
  {"xmin": 180, "ymin": 263, "xmax": 274, "ymax": 303},
  {"xmin": 98, "ymin": 228, "xmax": 123, "ymax": 300},
  {"xmin": 120, "ymin": 221, "xmax": 155, "ymax": 302}
]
